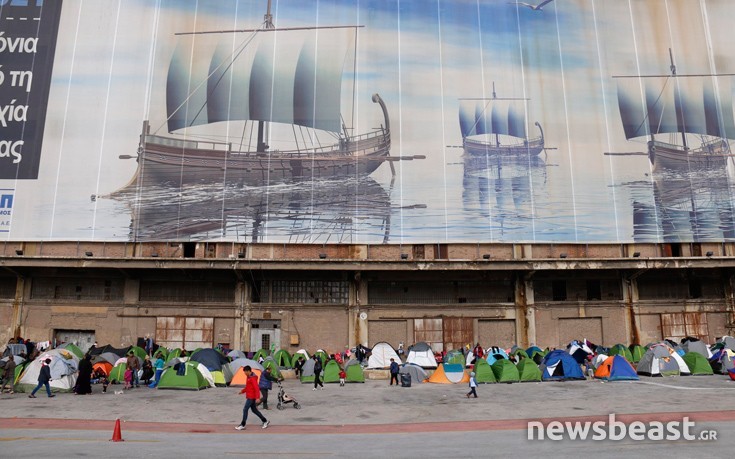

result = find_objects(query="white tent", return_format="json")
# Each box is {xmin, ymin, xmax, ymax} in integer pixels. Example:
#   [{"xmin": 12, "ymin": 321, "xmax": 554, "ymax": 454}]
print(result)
[
  {"xmin": 367, "ymin": 342, "xmax": 401, "ymax": 369},
  {"xmin": 16, "ymin": 349, "xmax": 79, "ymax": 393},
  {"xmin": 194, "ymin": 362, "xmax": 216, "ymax": 388},
  {"xmin": 406, "ymin": 342, "xmax": 437, "ymax": 368}
]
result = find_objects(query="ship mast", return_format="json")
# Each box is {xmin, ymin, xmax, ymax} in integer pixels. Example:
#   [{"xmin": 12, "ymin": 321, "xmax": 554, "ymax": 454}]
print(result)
[
  {"xmin": 668, "ymin": 48, "xmax": 688, "ymax": 151},
  {"xmin": 257, "ymin": 0, "xmax": 275, "ymax": 152},
  {"xmin": 492, "ymin": 82, "xmax": 499, "ymax": 147}
]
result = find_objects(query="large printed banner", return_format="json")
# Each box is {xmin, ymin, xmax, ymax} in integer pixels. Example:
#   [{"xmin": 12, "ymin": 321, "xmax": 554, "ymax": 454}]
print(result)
[{"xmin": 2, "ymin": 0, "xmax": 735, "ymax": 244}]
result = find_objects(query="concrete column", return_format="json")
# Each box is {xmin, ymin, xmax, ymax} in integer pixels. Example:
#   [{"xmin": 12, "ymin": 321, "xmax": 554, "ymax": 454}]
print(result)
[
  {"xmin": 10, "ymin": 276, "xmax": 25, "ymax": 340},
  {"xmin": 234, "ymin": 281, "xmax": 251, "ymax": 351},
  {"xmin": 515, "ymin": 273, "xmax": 536, "ymax": 348},
  {"xmin": 350, "ymin": 272, "xmax": 368, "ymax": 347},
  {"xmin": 624, "ymin": 273, "xmax": 641, "ymax": 345}
]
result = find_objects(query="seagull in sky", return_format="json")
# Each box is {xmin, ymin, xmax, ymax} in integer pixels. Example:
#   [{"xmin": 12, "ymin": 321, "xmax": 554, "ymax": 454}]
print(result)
[{"xmin": 508, "ymin": 0, "xmax": 555, "ymax": 11}]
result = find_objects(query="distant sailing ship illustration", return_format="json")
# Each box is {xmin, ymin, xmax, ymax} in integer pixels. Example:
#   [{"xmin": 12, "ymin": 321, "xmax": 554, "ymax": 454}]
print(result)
[
  {"xmin": 458, "ymin": 83, "xmax": 545, "ymax": 157},
  {"xmin": 614, "ymin": 49, "xmax": 735, "ymax": 173},
  {"xmin": 123, "ymin": 1, "xmax": 413, "ymax": 187}
]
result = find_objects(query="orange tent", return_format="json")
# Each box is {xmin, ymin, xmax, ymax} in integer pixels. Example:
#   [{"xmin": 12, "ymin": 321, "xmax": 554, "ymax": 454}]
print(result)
[
  {"xmin": 92, "ymin": 361, "xmax": 113, "ymax": 376},
  {"xmin": 427, "ymin": 363, "xmax": 469, "ymax": 384},
  {"xmin": 230, "ymin": 367, "xmax": 261, "ymax": 387}
]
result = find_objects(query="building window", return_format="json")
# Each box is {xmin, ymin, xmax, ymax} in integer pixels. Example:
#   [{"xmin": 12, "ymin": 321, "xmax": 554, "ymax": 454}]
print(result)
[
  {"xmin": 586, "ymin": 280, "xmax": 601, "ymax": 301},
  {"xmin": 257, "ymin": 280, "xmax": 349, "ymax": 304},
  {"xmin": 552, "ymin": 281, "xmax": 567, "ymax": 301}
]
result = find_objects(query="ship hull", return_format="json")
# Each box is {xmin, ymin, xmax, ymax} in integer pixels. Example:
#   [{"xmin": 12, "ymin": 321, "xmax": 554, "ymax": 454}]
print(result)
[
  {"xmin": 462, "ymin": 137, "xmax": 544, "ymax": 157},
  {"xmin": 134, "ymin": 131, "xmax": 391, "ymax": 186},
  {"xmin": 648, "ymin": 140, "xmax": 729, "ymax": 173}
]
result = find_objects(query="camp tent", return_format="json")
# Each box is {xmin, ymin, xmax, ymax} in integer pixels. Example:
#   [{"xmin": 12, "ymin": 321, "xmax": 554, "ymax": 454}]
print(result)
[
  {"xmin": 443, "ymin": 350, "xmax": 465, "ymax": 366},
  {"xmin": 516, "ymin": 358, "xmax": 542, "ymax": 382},
  {"xmin": 710, "ymin": 349, "xmax": 735, "ymax": 374},
  {"xmin": 252, "ymin": 348, "xmax": 269, "ymax": 361},
  {"xmin": 16, "ymin": 349, "xmax": 79, "ymax": 393},
  {"xmin": 511, "ymin": 349, "xmax": 530, "ymax": 360},
  {"xmin": 472, "ymin": 358, "xmax": 496, "ymax": 383},
  {"xmin": 166, "ymin": 348, "xmax": 182, "ymax": 364},
  {"xmin": 491, "ymin": 359, "xmax": 520, "ymax": 383},
  {"xmin": 406, "ymin": 342, "xmax": 437, "ymax": 368},
  {"xmin": 190, "ymin": 349, "xmax": 232, "ymax": 386},
  {"xmin": 681, "ymin": 340, "xmax": 712, "ymax": 359},
  {"xmin": 157, "ymin": 363, "xmax": 208, "ymax": 390},
  {"xmin": 273, "ymin": 349, "xmax": 292, "ymax": 368},
  {"xmin": 299, "ymin": 358, "xmax": 319, "ymax": 384},
  {"xmin": 227, "ymin": 350, "xmax": 247, "ymax": 360},
  {"xmin": 109, "ymin": 363, "xmax": 127, "ymax": 383},
  {"xmin": 128, "ymin": 346, "xmax": 147, "ymax": 359},
  {"xmin": 367, "ymin": 342, "xmax": 401, "ymax": 369},
  {"xmin": 92, "ymin": 361, "xmax": 113, "ymax": 376},
  {"xmin": 427, "ymin": 363, "xmax": 468, "ymax": 384},
  {"xmin": 485, "ymin": 346, "xmax": 509, "ymax": 361},
  {"xmin": 567, "ymin": 341, "xmax": 593, "ymax": 364},
  {"xmin": 294, "ymin": 349, "xmax": 310, "ymax": 360},
  {"xmin": 594, "ymin": 355, "xmax": 639, "ymax": 381},
  {"xmin": 629, "ymin": 345, "xmax": 645, "ymax": 363},
  {"xmin": 399, "ymin": 363, "xmax": 428, "ymax": 384},
  {"xmin": 93, "ymin": 352, "xmax": 120, "ymax": 366},
  {"xmin": 637, "ymin": 343, "xmax": 690, "ymax": 376},
  {"xmin": 322, "ymin": 360, "xmax": 342, "ymax": 383},
  {"xmin": 229, "ymin": 366, "xmax": 263, "ymax": 387},
  {"xmin": 58, "ymin": 343, "xmax": 84, "ymax": 359},
  {"xmin": 540, "ymin": 350, "xmax": 585, "ymax": 381},
  {"xmin": 609, "ymin": 344, "xmax": 633, "ymax": 362},
  {"xmin": 314, "ymin": 350, "xmax": 329, "ymax": 365},
  {"xmin": 344, "ymin": 359, "xmax": 365, "ymax": 383},
  {"xmin": 228, "ymin": 358, "xmax": 263, "ymax": 374},
  {"xmin": 681, "ymin": 352, "xmax": 713, "ymax": 375},
  {"xmin": 526, "ymin": 346, "xmax": 543, "ymax": 356}
]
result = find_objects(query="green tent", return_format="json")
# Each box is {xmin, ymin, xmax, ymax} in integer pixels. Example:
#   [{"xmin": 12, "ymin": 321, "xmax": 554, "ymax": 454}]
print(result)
[
  {"xmin": 153, "ymin": 347, "xmax": 169, "ymax": 360},
  {"xmin": 511, "ymin": 349, "xmax": 529, "ymax": 360},
  {"xmin": 314, "ymin": 350, "xmax": 329, "ymax": 365},
  {"xmin": 444, "ymin": 350, "xmax": 465, "ymax": 366},
  {"xmin": 491, "ymin": 359, "xmax": 520, "ymax": 383},
  {"xmin": 157, "ymin": 363, "xmax": 208, "ymax": 390},
  {"xmin": 59, "ymin": 343, "xmax": 84, "ymax": 359},
  {"xmin": 128, "ymin": 346, "xmax": 147, "ymax": 359},
  {"xmin": 253, "ymin": 348, "xmax": 269, "ymax": 361},
  {"xmin": 274, "ymin": 349, "xmax": 292, "ymax": 368},
  {"xmin": 344, "ymin": 360, "xmax": 365, "ymax": 383},
  {"xmin": 166, "ymin": 348, "xmax": 182, "ymax": 364},
  {"xmin": 609, "ymin": 344, "xmax": 633, "ymax": 362},
  {"xmin": 682, "ymin": 352, "xmax": 713, "ymax": 375},
  {"xmin": 262, "ymin": 357, "xmax": 282, "ymax": 379},
  {"xmin": 14, "ymin": 361, "xmax": 29, "ymax": 384},
  {"xmin": 516, "ymin": 358, "xmax": 542, "ymax": 382},
  {"xmin": 472, "ymin": 358, "xmax": 496, "ymax": 383},
  {"xmin": 323, "ymin": 360, "xmax": 341, "ymax": 383},
  {"xmin": 109, "ymin": 364, "xmax": 127, "ymax": 383},
  {"xmin": 292, "ymin": 354, "xmax": 306, "ymax": 368},
  {"xmin": 629, "ymin": 345, "xmax": 645, "ymax": 363}
]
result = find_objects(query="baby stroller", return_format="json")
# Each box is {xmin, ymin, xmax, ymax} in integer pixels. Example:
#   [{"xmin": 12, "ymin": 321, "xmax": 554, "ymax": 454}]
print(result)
[{"xmin": 276, "ymin": 381, "xmax": 301, "ymax": 410}]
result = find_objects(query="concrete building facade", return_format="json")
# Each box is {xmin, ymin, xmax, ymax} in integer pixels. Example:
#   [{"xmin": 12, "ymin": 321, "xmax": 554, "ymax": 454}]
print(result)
[{"xmin": 2, "ymin": 240, "xmax": 733, "ymax": 353}]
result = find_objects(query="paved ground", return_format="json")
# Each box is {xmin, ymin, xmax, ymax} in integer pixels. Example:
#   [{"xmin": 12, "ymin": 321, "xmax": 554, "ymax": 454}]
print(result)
[{"xmin": 2, "ymin": 375, "xmax": 735, "ymax": 457}]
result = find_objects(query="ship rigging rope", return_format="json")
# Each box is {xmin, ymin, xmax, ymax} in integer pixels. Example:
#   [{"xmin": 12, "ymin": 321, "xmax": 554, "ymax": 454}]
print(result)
[
  {"xmin": 154, "ymin": 27, "xmax": 261, "ymax": 135},
  {"xmin": 630, "ymin": 76, "xmax": 671, "ymax": 140}
]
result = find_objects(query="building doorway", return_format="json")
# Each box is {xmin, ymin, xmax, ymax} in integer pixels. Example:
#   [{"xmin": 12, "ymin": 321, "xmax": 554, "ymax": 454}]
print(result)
[
  {"xmin": 54, "ymin": 329, "xmax": 95, "ymax": 353},
  {"xmin": 250, "ymin": 320, "xmax": 281, "ymax": 352}
]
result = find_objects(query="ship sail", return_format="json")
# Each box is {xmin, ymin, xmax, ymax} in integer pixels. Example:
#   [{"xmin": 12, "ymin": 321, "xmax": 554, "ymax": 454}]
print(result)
[
  {"xmin": 616, "ymin": 76, "xmax": 735, "ymax": 141},
  {"xmin": 166, "ymin": 28, "xmax": 353, "ymax": 134},
  {"xmin": 459, "ymin": 99, "xmax": 528, "ymax": 139}
]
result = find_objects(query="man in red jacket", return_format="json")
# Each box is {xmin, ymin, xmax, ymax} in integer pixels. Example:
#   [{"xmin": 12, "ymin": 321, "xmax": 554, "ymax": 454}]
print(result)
[{"xmin": 236, "ymin": 366, "xmax": 269, "ymax": 431}]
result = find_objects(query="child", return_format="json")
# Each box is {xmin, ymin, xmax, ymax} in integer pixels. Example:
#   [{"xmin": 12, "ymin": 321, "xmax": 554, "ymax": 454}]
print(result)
[
  {"xmin": 466, "ymin": 371, "xmax": 477, "ymax": 398},
  {"xmin": 124, "ymin": 368, "xmax": 133, "ymax": 390},
  {"xmin": 95, "ymin": 369, "xmax": 110, "ymax": 393},
  {"xmin": 338, "ymin": 369, "xmax": 346, "ymax": 387}
]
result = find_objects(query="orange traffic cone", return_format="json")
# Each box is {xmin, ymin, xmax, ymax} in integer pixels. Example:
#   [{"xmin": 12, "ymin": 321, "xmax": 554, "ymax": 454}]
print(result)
[{"xmin": 110, "ymin": 418, "xmax": 124, "ymax": 442}]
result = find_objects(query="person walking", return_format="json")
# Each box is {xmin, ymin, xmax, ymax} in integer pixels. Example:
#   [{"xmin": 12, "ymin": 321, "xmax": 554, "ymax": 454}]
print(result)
[
  {"xmin": 236, "ymin": 366, "xmax": 269, "ymax": 431},
  {"xmin": 1, "ymin": 357, "xmax": 17, "ymax": 394},
  {"xmin": 29, "ymin": 358, "xmax": 55, "ymax": 398},
  {"xmin": 389, "ymin": 358, "xmax": 400, "ymax": 386},
  {"xmin": 312, "ymin": 356, "xmax": 324, "ymax": 391},
  {"xmin": 259, "ymin": 367, "xmax": 280, "ymax": 410},
  {"xmin": 466, "ymin": 371, "xmax": 478, "ymax": 398}
]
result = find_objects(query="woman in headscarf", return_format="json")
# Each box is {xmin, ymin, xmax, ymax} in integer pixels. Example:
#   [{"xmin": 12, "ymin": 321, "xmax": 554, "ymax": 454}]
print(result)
[{"xmin": 75, "ymin": 353, "xmax": 93, "ymax": 395}]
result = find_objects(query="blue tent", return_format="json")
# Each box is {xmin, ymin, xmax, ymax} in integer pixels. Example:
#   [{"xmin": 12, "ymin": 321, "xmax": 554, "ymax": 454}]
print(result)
[
  {"xmin": 526, "ymin": 346, "xmax": 543, "ymax": 355},
  {"xmin": 594, "ymin": 355, "xmax": 639, "ymax": 381},
  {"xmin": 539, "ymin": 350, "xmax": 585, "ymax": 381}
]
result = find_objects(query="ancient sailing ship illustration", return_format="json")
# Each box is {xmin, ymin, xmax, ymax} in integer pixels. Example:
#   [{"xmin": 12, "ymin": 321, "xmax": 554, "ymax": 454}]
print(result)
[
  {"xmin": 122, "ymin": 1, "xmax": 413, "ymax": 187},
  {"xmin": 458, "ymin": 83, "xmax": 545, "ymax": 157},
  {"xmin": 615, "ymin": 49, "xmax": 735, "ymax": 173}
]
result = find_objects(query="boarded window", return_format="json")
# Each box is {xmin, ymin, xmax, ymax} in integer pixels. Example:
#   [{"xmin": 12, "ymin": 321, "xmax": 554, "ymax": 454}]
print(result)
[
  {"xmin": 0, "ymin": 278, "xmax": 15, "ymax": 299},
  {"xmin": 155, "ymin": 317, "xmax": 214, "ymax": 350},
  {"xmin": 140, "ymin": 281, "xmax": 234, "ymax": 303},
  {"xmin": 478, "ymin": 319, "xmax": 516, "ymax": 346},
  {"xmin": 558, "ymin": 317, "xmax": 603, "ymax": 348},
  {"xmin": 369, "ymin": 280, "xmax": 513, "ymax": 304},
  {"xmin": 414, "ymin": 318, "xmax": 443, "ymax": 353},
  {"xmin": 661, "ymin": 313, "xmax": 709, "ymax": 342},
  {"xmin": 368, "ymin": 320, "xmax": 407, "ymax": 349},
  {"xmin": 443, "ymin": 317, "xmax": 473, "ymax": 352}
]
